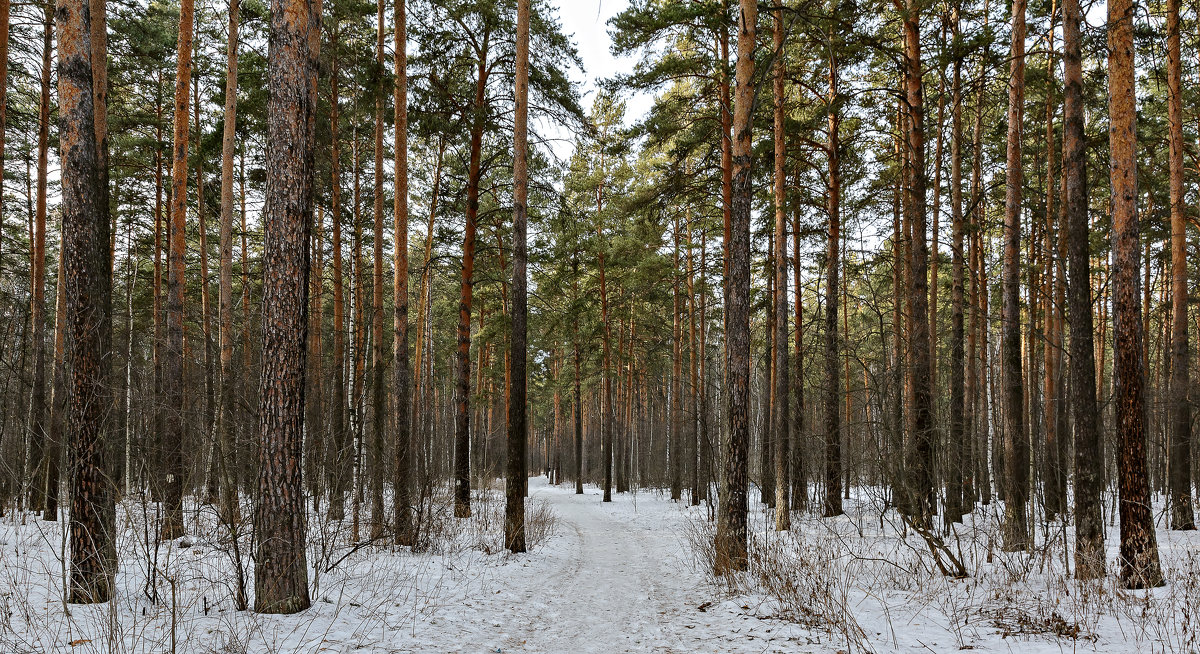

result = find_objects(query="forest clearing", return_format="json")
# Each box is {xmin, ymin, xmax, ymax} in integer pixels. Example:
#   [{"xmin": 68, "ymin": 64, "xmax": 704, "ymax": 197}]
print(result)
[{"xmin": 1, "ymin": 0, "xmax": 1199, "ymax": 650}]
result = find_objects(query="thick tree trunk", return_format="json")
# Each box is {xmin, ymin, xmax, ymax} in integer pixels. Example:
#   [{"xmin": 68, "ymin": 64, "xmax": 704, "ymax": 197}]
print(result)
[
  {"xmin": 253, "ymin": 0, "xmax": 319, "ymax": 614},
  {"xmin": 506, "ymin": 0, "xmax": 530, "ymax": 553},
  {"xmin": 1108, "ymin": 0, "xmax": 1164, "ymax": 588},
  {"xmin": 715, "ymin": 0, "xmax": 755, "ymax": 575},
  {"xmin": 1000, "ymin": 0, "xmax": 1029, "ymax": 551},
  {"xmin": 58, "ymin": 0, "xmax": 114, "ymax": 602}
]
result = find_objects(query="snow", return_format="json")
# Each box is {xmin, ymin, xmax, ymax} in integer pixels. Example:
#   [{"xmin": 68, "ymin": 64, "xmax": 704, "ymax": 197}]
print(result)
[{"xmin": 1, "ymin": 479, "xmax": 1197, "ymax": 653}]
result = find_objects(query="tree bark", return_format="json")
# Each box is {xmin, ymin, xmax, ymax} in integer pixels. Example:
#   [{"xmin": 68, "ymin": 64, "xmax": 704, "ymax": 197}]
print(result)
[
  {"xmin": 253, "ymin": 0, "xmax": 319, "ymax": 614},
  {"xmin": 454, "ymin": 31, "xmax": 490, "ymax": 518},
  {"xmin": 1109, "ymin": 0, "xmax": 1164, "ymax": 588},
  {"xmin": 30, "ymin": 0, "xmax": 53, "ymax": 521},
  {"xmin": 162, "ymin": 0, "xmax": 194, "ymax": 541},
  {"xmin": 902, "ymin": 0, "xmax": 933, "ymax": 524},
  {"xmin": 1166, "ymin": 0, "xmax": 1194, "ymax": 531},
  {"xmin": 1000, "ymin": 0, "xmax": 1029, "ymax": 551},
  {"xmin": 368, "ymin": 0, "xmax": 386, "ymax": 541},
  {"xmin": 946, "ymin": 5, "xmax": 965, "ymax": 524},
  {"xmin": 772, "ymin": 6, "xmax": 790, "ymax": 530},
  {"xmin": 824, "ymin": 15, "xmax": 843, "ymax": 518},
  {"xmin": 393, "ymin": 0, "xmax": 413, "ymax": 546},
  {"xmin": 506, "ymin": 0, "xmax": 530, "ymax": 553},
  {"xmin": 217, "ymin": 0, "xmax": 241, "ymax": 527},
  {"xmin": 715, "ymin": 0, "xmax": 755, "ymax": 575},
  {"xmin": 58, "ymin": 0, "xmax": 114, "ymax": 603}
]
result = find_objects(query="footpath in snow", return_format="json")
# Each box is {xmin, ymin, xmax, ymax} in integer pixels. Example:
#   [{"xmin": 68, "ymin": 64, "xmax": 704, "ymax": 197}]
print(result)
[{"xmin": 408, "ymin": 478, "xmax": 808, "ymax": 654}]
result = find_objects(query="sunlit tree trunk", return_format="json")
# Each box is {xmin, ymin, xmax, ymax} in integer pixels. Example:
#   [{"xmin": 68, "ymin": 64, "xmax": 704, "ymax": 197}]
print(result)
[
  {"xmin": 1109, "ymin": 0, "xmax": 1164, "ymax": 588},
  {"xmin": 162, "ymin": 0, "xmax": 194, "ymax": 540}
]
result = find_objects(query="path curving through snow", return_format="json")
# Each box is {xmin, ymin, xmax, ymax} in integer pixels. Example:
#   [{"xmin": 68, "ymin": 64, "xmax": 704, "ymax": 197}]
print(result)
[{"xmin": 416, "ymin": 477, "xmax": 809, "ymax": 654}]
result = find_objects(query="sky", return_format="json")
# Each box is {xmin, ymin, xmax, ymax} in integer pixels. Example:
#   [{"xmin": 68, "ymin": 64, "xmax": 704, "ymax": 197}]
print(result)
[{"xmin": 547, "ymin": 0, "xmax": 654, "ymax": 137}]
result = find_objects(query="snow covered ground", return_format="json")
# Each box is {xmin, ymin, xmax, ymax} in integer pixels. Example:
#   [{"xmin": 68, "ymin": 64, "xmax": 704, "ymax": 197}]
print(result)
[{"xmin": 1, "ymin": 478, "xmax": 1197, "ymax": 653}]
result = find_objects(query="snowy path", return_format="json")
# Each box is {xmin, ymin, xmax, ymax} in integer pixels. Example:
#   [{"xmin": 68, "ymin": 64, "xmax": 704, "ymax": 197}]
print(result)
[{"xmin": 416, "ymin": 479, "xmax": 807, "ymax": 654}]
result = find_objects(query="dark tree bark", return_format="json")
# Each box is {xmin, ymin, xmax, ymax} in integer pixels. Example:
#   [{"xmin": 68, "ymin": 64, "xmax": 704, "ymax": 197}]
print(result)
[
  {"xmin": 454, "ymin": 30, "xmax": 489, "ymax": 519},
  {"xmin": 327, "ymin": 20, "xmax": 348, "ymax": 522},
  {"xmin": 574, "ymin": 251, "xmax": 584, "ymax": 495},
  {"xmin": 901, "ymin": 0, "xmax": 933, "ymax": 524},
  {"xmin": 217, "ymin": 0, "xmax": 241, "ymax": 528},
  {"xmin": 1166, "ymin": 0, "xmax": 1194, "ymax": 532},
  {"xmin": 1000, "ymin": 0, "xmax": 1029, "ymax": 551},
  {"xmin": 0, "ymin": 0, "xmax": 8, "ymax": 274},
  {"xmin": 506, "ymin": 0, "xmax": 530, "ymax": 553},
  {"xmin": 823, "ymin": 16, "xmax": 843, "ymax": 519},
  {"xmin": 369, "ymin": 0, "xmax": 386, "ymax": 542},
  {"xmin": 393, "ymin": 0, "xmax": 413, "ymax": 547},
  {"xmin": 946, "ymin": 4, "xmax": 965, "ymax": 524},
  {"xmin": 58, "ymin": 0, "xmax": 114, "ymax": 603},
  {"xmin": 715, "ymin": 0, "xmax": 755, "ymax": 575},
  {"xmin": 1108, "ymin": 0, "xmax": 1164, "ymax": 588},
  {"xmin": 671, "ymin": 214, "xmax": 683, "ymax": 501},
  {"xmin": 252, "ymin": 0, "xmax": 319, "ymax": 614}
]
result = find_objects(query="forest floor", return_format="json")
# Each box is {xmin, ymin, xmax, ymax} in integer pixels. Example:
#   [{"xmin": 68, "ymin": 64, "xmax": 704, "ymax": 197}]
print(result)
[{"xmin": 1, "ymin": 477, "xmax": 1198, "ymax": 653}]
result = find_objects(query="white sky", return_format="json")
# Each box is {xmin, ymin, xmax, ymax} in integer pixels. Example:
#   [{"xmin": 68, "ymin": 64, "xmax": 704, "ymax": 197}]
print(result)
[{"xmin": 548, "ymin": 0, "xmax": 654, "ymax": 130}]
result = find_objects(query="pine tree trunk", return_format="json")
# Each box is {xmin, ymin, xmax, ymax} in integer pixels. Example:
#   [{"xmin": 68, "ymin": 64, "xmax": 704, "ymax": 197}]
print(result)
[
  {"xmin": 1166, "ymin": 0, "xmax": 1195, "ymax": 531},
  {"xmin": 792, "ymin": 200, "xmax": 806, "ymax": 511},
  {"xmin": 253, "ymin": 0, "xmax": 319, "ymax": 614},
  {"xmin": 824, "ymin": 23, "xmax": 843, "ymax": 519},
  {"xmin": 29, "ymin": 1, "xmax": 52, "ymax": 521},
  {"xmin": 771, "ymin": 6, "xmax": 789, "ymax": 530},
  {"xmin": 902, "ymin": 0, "xmax": 934, "ymax": 524},
  {"xmin": 393, "ymin": 0, "xmax": 413, "ymax": 546},
  {"xmin": 505, "ymin": 0, "xmax": 530, "ymax": 553},
  {"xmin": 217, "ymin": 0, "xmax": 241, "ymax": 528},
  {"xmin": 58, "ymin": 0, "xmax": 114, "ymax": 602},
  {"xmin": 1109, "ymin": 0, "xmax": 1164, "ymax": 588},
  {"xmin": 454, "ymin": 37, "xmax": 489, "ymax": 518},
  {"xmin": 671, "ymin": 214, "xmax": 683, "ymax": 501},
  {"xmin": 327, "ymin": 24, "xmax": 348, "ymax": 522},
  {"xmin": 1000, "ymin": 0, "xmax": 1029, "ymax": 551},
  {"xmin": 946, "ymin": 6, "xmax": 965, "ymax": 524},
  {"xmin": 162, "ymin": 0, "xmax": 195, "ymax": 541},
  {"xmin": 0, "ymin": 0, "xmax": 8, "ymax": 274},
  {"xmin": 369, "ymin": 0, "xmax": 386, "ymax": 541},
  {"xmin": 715, "ymin": 0, "xmax": 755, "ymax": 575}
]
